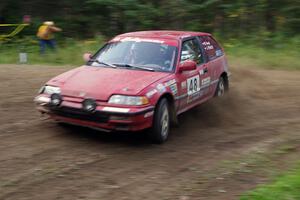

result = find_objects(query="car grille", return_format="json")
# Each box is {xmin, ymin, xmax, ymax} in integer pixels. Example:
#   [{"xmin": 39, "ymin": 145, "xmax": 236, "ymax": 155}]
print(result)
[{"xmin": 50, "ymin": 106, "xmax": 109, "ymax": 123}]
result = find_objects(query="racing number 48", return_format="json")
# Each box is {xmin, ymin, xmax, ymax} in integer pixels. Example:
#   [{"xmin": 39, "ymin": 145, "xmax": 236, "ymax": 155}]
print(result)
[
  {"xmin": 187, "ymin": 75, "xmax": 200, "ymax": 95},
  {"xmin": 189, "ymin": 78, "xmax": 198, "ymax": 92}
]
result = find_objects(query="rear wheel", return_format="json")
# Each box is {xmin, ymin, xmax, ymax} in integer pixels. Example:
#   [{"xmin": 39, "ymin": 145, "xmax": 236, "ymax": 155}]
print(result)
[
  {"xmin": 215, "ymin": 77, "xmax": 226, "ymax": 97},
  {"xmin": 148, "ymin": 98, "xmax": 170, "ymax": 144}
]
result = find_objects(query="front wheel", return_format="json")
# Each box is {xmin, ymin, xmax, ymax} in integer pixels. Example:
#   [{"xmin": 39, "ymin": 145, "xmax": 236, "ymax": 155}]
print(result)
[{"xmin": 148, "ymin": 98, "xmax": 170, "ymax": 144}]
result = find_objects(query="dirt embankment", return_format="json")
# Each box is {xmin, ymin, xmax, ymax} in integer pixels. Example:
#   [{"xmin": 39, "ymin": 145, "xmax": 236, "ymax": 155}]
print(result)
[{"xmin": 0, "ymin": 64, "xmax": 299, "ymax": 200}]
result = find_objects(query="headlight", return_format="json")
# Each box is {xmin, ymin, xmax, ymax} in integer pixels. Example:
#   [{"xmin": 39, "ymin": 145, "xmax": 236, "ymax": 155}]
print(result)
[
  {"xmin": 108, "ymin": 95, "xmax": 149, "ymax": 106},
  {"xmin": 42, "ymin": 85, "xmax": 61, "ymax": 95}
]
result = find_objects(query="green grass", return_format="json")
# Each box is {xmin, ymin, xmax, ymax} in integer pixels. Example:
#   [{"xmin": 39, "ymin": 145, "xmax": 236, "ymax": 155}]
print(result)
[
  {"xmin": 0, "ymin": 37, "xmax": 104, "ymax": 66},
  {"xmin": 241, "ymin": 165, "xmax": 300, "ymax": 200},
  {"xmin": 225, "ymin": 39, "xmax": 300, "ymax": 70},
  {"xmin": 0, "ymin": 37, "xmax": 299, "ymax": 70},
  {"xmin": 227, "ymin": 48, "xmax": 300, "ymax": 71}
]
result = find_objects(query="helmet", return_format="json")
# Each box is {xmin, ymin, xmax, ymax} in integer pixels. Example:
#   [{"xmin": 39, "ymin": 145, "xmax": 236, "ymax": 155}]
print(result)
[{"xmin": 44, "ymin": 21, "xmax": 54, "ymax": 26}]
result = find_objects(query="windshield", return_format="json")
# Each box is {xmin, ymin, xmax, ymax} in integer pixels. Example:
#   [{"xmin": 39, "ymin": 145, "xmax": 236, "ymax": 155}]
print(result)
[{"xmin": 90, "ymin": 41, "xmax": 178, "ymax": 72}]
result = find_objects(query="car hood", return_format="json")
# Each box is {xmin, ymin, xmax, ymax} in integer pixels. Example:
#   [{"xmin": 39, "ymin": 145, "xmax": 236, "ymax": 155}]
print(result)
[{"xmin": 47, "ymin": 66, "xmax": 169, "ymax": 101}]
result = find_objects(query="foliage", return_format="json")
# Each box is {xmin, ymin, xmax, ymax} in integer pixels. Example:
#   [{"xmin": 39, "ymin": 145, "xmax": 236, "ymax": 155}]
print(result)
[
  {"xmin": 240, "ymin": 164, "xmax": 300, "ymax": 200},
  {"xmin": 0, "ymin": 0, "xmax": 299, "ymax": 39},
  {"xmin": 0, "ymin": 0, "xmax": 299, "ymax": 69}
]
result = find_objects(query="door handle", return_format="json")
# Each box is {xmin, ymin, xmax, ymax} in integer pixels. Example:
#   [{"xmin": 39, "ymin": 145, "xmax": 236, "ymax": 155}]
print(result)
[{"xmin": 203, "ymin": 68, "xmax": 208, "ymax": 74}]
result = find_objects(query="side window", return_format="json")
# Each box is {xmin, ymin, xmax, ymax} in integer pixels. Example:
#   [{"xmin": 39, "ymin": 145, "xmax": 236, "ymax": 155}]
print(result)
[
  {"xmin": 200, "ymin": 36, "xmax": 223, "ymax": 61},
  {"xmin": 180, "ymin": 38, "xmax": 203, "ymax": 65}
]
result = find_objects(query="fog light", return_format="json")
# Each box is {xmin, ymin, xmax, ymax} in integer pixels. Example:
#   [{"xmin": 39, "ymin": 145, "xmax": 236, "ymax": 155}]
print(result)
[
  {"xmin": 82, "ymin": 99, "xmax": 97, "ymax": 112},
  {"xmin": 50, "ymin": 93, "xmax": 62, "ymax": 106}
]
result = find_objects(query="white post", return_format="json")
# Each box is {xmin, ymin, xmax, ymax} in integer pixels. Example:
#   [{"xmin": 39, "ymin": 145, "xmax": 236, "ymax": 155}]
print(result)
[{"xmin": 19, "ymin": 52, "xmax": 27, "ymax": 63}]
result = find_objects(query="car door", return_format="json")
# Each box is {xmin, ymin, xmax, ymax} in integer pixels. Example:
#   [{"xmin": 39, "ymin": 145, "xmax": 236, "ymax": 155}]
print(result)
[
  {"xmin": 199, "ymin": 36, "xmax": 225, "ymax": 97},
  {"xmin": 177, "ymin": 37, "xmax": 211, "ymax": 112}
]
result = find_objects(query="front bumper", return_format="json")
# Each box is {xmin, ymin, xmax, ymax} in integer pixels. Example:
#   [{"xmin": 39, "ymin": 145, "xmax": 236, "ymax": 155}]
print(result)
[{"xmin": 34, "ymin": 95, "xmax": 154, "ymax": 131}]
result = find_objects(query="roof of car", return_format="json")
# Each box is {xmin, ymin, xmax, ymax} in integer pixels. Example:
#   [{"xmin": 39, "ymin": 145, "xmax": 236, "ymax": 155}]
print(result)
[{"xmin": 115, "ymin": 30, "xmax": 211, "ymax": 40}]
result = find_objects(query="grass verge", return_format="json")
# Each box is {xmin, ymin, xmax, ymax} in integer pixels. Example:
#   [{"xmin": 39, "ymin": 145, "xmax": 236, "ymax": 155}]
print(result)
[
  {"xmin": 224, "ymin": 39, "xmax": 300, "ymax": 70},
  {"xmin": 240, "ymin": 164, "xmax": 300, "ymax": 200},
  {"xmin": 0, "ymin": 37, "xmax": 103, "ymax": 66},
  {"xmin": 0, "ymin": 37, "xmax": 299, "ymax": 70}
]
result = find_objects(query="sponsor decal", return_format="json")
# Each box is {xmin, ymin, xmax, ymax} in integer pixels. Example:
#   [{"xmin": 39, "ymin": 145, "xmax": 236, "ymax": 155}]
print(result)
[
  {"xmin": 164, "ymin": 79, "xmax": 176, "ymax": 87},
  {"xmin": 146, "ymin": 89, "xmax": 158, "ymax": 98},
  {"xmin": 164, "ymin": 79, "xmax": 177, "ymax": 95},
  {"xmin": 103, "ymin": 107, "xmax": 130, "ymax": 113},
  {"xmin": 202, "ymin": 41, "xmax": 214, "ymax": 51},
  {"xmin": 187, "ymin": 90, "xmax": 204, "ymax": 103},
  {"xmin": 156, "ymin": 83, "xmax": 166, "ymax": 93},
  {"xmin": 201, "ymin": 77, "xmax": 211, "ymax": 86},
  {"xmin": 181, "ymin": 50, "xmax": 194, "ymax": 61},
  {"xmin": 216, "ymin": 49, "xmax": 223, "ymax": 57},
  {"xmin": 170, "ymin": 84, "xmax": 178, "ymax": 95},
  {"xmin": 202, "ymin": 41, "xmax": 211, "ymax": 46},
  {"xmin": 120, "ymin": 37, "xmax": 164, "ymax": 44},
  {"xmin": 181, "ymin": 81, "xmax": 187, "ymax": 89},
  {"xmin": 187, "ymin": 75, "xmax": 200, "ymax": 95}
]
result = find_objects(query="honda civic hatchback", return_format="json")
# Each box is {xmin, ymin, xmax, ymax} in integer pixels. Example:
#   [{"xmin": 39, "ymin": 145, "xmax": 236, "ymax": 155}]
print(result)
[{"xmin": 34, "ymin": 31, "xmax": 230, "ymax": 143}]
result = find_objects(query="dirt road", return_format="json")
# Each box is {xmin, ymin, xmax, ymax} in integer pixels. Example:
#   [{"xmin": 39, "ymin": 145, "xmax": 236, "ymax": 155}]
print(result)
[{"xmin": 0, "ymin": 64, "xmax": 299, "ymax": 200}]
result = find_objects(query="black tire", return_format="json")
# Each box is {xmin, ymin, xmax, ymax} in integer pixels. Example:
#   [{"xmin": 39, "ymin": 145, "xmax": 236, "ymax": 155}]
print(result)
[
  {"xmin": 214, "ymin": 76, "xmax": 226, "ymax": 97},
  {"xmin": 148, "ymin": 98, "xmax": 170, "ymax": 144}
]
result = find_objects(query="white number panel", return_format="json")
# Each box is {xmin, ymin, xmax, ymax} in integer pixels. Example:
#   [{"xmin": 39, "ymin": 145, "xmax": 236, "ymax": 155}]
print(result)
[{"xmin": 187, "ymin": 75, "xmax": 200, "ymax": 95}]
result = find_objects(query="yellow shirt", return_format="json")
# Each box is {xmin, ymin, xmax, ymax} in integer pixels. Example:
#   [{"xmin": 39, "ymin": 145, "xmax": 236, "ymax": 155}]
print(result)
[{"xmin": 37, "ymin": 25, "xmax": 53, "ymax": 40}]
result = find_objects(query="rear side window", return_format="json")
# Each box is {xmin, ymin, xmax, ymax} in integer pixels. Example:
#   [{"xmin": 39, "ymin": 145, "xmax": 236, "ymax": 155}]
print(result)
[{"xmin": 200, "ymin": 36, "xmax": 223, "ymax": 61}]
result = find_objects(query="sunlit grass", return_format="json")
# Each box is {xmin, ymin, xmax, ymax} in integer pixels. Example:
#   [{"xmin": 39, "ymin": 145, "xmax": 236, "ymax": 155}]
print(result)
[
  {"xmin": 0, "ymin": 37, "xmax": 103, "ymax": 66},
  {"xmin": 225, "ymin": 39, "xmax": 300, "ymax": 70},
  {"xmin": 0, "ymin": 36, "xmax": 299, "ymax": 70},
  {"xmin": 241, "ymin": 164, "xmax": 300, "ymax": 200}
]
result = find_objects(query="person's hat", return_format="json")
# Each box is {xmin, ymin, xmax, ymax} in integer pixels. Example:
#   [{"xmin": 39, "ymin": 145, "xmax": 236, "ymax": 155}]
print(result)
[{"xmin": 44, "ymin": 21, "xmax": 54, "ymax": 26}]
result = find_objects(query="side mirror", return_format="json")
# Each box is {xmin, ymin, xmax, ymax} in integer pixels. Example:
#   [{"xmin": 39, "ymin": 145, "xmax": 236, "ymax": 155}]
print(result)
[
  {"xmin": 179, "ymin": 60, "xmax": 197, "ymax": 72},
  {"xmin": 83, "ymin": 53, "xmax": 92, "ymax": 62}
]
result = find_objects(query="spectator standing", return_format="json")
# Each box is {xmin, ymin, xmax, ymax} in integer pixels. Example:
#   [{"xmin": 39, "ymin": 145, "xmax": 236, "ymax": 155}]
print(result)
[{"xmin": 37, "ymin": 21, "xmax": 62, "ymax": 54}]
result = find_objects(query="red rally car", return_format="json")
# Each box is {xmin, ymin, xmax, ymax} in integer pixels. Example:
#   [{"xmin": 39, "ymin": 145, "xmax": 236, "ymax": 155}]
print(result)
[{"xmin": 34, "ymin": 31, "xmax": 230, "ymax": 143}]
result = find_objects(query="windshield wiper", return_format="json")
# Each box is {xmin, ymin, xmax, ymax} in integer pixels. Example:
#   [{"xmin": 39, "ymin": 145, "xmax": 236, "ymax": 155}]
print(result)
[
  {"xmin": 89, "ymin": 59, "xmax": 117, "ymax": 68},
  {"xmin": 117, "ymin": 63, "xmax": 155, "ymax": 72}
]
